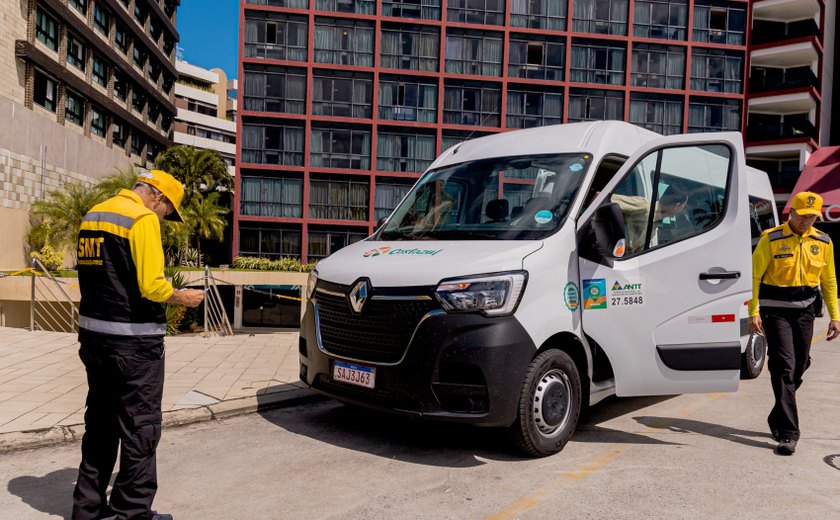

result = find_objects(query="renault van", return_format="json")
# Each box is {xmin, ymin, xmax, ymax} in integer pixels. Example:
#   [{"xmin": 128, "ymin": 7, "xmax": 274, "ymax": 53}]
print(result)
[{"xmin": 299, "ymin": 121, "xmax": 778, "ymax": 456}]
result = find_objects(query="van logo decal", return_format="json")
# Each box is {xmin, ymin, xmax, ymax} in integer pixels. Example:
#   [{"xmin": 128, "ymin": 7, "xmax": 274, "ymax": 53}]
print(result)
[
  {"xmin": 563, "ymin": 282, "xmax": 580, "ymax": 311},
  {"xmin": 582, "ymin": 279, "xmax": 607, "ymax": 310},
  {"xmin": 363, "ymin": 246, "xmax": 444, "ymax": 257},
  {"xmin": 348, "ymin": 279, "xmax": 371, "ymax": 313}
]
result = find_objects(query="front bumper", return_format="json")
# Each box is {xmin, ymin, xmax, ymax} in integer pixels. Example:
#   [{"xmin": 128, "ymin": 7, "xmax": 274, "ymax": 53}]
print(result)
[{"xmin": 299, "ymin": 300, "xmax": 536, "ymax": 427}]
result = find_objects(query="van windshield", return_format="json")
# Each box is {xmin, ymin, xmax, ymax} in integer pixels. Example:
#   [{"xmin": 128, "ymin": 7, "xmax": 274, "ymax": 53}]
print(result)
[{"xmin": 377, "ymin": 153, "xmax": 592, "ymax": 241}]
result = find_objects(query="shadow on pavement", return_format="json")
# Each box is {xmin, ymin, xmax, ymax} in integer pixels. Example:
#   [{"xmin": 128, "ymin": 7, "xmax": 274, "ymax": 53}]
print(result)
[
  {"xmin": 633, "ymin": 416, "xmax": 775, "ymax": 450},
  {"xmin": 574, "ymin": 395, "xmax": 682, "ymax": 446},
  {"xmin": 257, "ymin": 396, "xmax": 526, "ymax": 467},
  {"xmin": 7, "ymin": 467, "xmax": 76, "ymax": 519}
]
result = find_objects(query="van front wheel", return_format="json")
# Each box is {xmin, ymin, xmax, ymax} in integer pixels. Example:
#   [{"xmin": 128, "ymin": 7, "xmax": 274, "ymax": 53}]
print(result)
[{"xmin": 510, "ymin": 350, "xmax": 581, "ymax": 457}]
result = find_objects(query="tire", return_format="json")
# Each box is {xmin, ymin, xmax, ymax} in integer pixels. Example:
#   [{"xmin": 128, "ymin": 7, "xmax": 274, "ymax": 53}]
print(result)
[
  {"xmin": 740, "ymin": 333, "xmax": 766, "ymax": 379},
  {"xmin": 510, "ymin": 350, "xmax": 582, "ymax": 457}
]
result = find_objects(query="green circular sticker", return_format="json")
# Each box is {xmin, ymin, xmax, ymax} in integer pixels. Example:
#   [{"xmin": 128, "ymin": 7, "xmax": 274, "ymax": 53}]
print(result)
[{"xmin": 564, "ymin": 282, "xmax": 580, "ymax": 311}]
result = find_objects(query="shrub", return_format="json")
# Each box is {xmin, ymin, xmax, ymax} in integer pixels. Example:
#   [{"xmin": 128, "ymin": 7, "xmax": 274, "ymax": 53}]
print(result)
[
  {"xmin": 232, "ymin": 256, "xmax": 316, "ymax": 272},
  {"xmin": 30, "ymin": 244, "xmax": 65, "ymax": 271}
]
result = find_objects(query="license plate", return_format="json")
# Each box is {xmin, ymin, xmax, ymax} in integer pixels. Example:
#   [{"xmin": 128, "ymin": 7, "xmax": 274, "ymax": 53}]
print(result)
[{"xmin": 333, "ymin": 361, "xmax": 375, "ymax": 389}]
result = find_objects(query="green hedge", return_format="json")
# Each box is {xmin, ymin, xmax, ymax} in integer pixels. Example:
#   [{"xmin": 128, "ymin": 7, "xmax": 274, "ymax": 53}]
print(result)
[{"xmin": 232, "ymin": 256, "xmax": 316, "ymax": 272}]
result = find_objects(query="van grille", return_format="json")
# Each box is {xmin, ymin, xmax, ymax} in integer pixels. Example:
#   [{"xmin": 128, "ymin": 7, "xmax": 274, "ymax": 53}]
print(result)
[{"xmin": 315, "ymin": 286, "xmax": 440, "ymax": 364}]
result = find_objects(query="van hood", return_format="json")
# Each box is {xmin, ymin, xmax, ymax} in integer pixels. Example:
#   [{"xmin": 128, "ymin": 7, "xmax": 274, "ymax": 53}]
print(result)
[{"xmin": 315, "ymin": 240, "xmax": 543, "ymax": 287}]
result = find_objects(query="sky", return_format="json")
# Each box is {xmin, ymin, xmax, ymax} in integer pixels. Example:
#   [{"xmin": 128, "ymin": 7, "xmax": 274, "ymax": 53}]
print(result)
[{"xmin": 176, "ymin": 0, "xmax": 239, "ymax": 80}]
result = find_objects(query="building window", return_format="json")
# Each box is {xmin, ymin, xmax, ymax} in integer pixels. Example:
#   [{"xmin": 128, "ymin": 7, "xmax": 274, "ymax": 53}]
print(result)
[
  {"xmin": 308, "ymin": 178, "xmax": 370, "ymax": 221},
  {"xmin": 239, "ymin": 226, "xmax": 302, "ymax": 259},
  {"xmin": 445, "ymin": 31, "xmax": 504, "ymax": 76},
  {"xmin": 114, "ymin": 71, "xmax": 127, "ymax": 100},
  {"xmin": 244, "ymin": 12, "xmax": 308, "ymax": 61},
  {"xmin": 133, "ymin": 45, "xmax": 147, "ymax": 69},
  {"xmin": 629, "ymin": 94, "xmax": 683, "ymax": 135},
  {"xmin": 375, "ymin": 181, "xmax": 415, "ymax": 220},
  {"xmin": 69, "ymin": 0, "xmax": 87, "ymax": 15},
  {"xmin": 380, "ymin": 27, "xmax": 440, "ymax": 72},
  {"xmin": 163, "ymin": 36, "xmax": 175, "ymax": 58},
  {"xmin": 115, "ymin": 24, "xmax": 129, "ymax": 54},
  {"xmin": 112, "ymin": 119, "xmax": 126, "ymax": 146},
  {"xmin": 506, "ymin": 89, "xmax": 564, "ymax": 129},
  {"xmin": 687, "ymin": 97, "xmax": 741, "ymax": 133},
  {"xmin": 693, "ymin": 2, "xmax": 746, "ymax": 45},
  {"xmin": 308, "ymin": 228, "xmax": 367, "ymax": 260},
  {"xmin": 508, "ymin": 36, "xmax": 565, "ymax": 81},
  {"xmin": 310, "ymin": 125, "xmax": 371, "ymax": 170},
  {"xmin": 92, "ymin": 56, "xmax": 109, "ymax": 87},
  {"xmin": 243, "ymin": 65, "xmax": 306, "ymax": 114},
  {"xmin": 65, "ymin": 91, "xmax": 84, "ymax": 126},
  {"xmin": 94, "ymin": 4, "xmax": 111, "ymax": 37},
  {"xmin": 441, "ymin": 130, "xmax": 493, "ymax": 151},
  {"xmin": 312, "ymin": 71, "xmax": 373, "ymax": 118},
  {"xmin": 567, "ymin": 88, "xmax": 624, "ymax": 122},
  {"xmin": 147, "ymin": 101, "xmax": 160, "ymax": 125},
  {"xmin": 148, "ymin": 59, "xmax": 161, "ymax": 81},
  {"xmin": 379, "ymin": 77, "xmax": 438, "ymax": 123},
  {"xmin": 633, "ymin": 0, "xmax": 687, "ymax": 40},
  {"xmin": 134, "ymin": 0, "xmax": 148, "ymax": 25},
  {"xmin": 132, "ymin": 88, "xmax": 146, "ymax": 113},
  {"xmin": 511, "ymin": 0, "xmax": 566, "ymax": 31},
  {"xmin": 149, "ymin": 17, "xmax": 162, "ymax": 42},
  {"xmin": 33, "ymin": 71, "xmax": 57, "ymax": 112},
  {"xmin": 690, "ymin": 49, "xmax": 743, "ymax": 93},
  {"xmin": 570, "ymin": 41, "xmax": 626, "ymax": 85},
  {"xmin": 130, "ymin": 132, "xmax": 143, "ymax": 156},
  {"xmin": 443, "ymin": 82, "xmax": 501, "ymax": 127},
  {"xmin": 240, "ymin": 175, "xmax": 303, "ymax": 217},
  {"xmin": 315, "ymin": 0, "xmax": 375, "ymax": 14},
  {"xmin": 314, "ymin": 18, "xmax": 374, "ymax": 66},
  {"xmin": 631, "ymin": 44, "xmax": 684, "ymax": 89},
  {"xmin": 573, "ymin": 0, "xmax": 629, "ymax": 36},
  {"xmin": 377, "ymin": 131, "xmax": 436, "ymax": 173},
  {"xmin": 382, "ymin": 0, "xmax": 441, "ymax": 20},
  {"xmin": 242, "ymin": 121, "xmax": 305, "ymax": 166},
  {"xmin": 67, "ymin": 34, "xmax": 86, "ymax": 71},
  {"xmin": 36, "ymin": 8, "xmax": 59, "ymax": 51},
  {"xmin": 91, "ymin": 106, "xmax": 106, "ymax": 137},
  {"xmin": 447, "ymin": 0, "xmax": 504, "ymax": 26}
]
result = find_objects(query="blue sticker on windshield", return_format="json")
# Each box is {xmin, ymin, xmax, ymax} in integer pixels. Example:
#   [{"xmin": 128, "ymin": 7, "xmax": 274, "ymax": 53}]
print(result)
[
  {"xmin": 534, "ymin": 210, "xmax": 552, "ymax": 224},
  {"xmin": 568, "ymin": 162, "xmax": 584, "ymax": 172}
]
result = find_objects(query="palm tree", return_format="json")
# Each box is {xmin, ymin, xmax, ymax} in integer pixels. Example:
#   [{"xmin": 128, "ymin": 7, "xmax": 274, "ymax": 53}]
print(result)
[
  {"xmin": 154, "ymin": 145, "xmax": 233, "ymax": 195},
  {"xmin": 30, "ymin": 182, "xmax": 106, "ymax": 263},
  {"xmin": 96, "ymin": 166, "xmax": 138, "ymax": 197},
  {"xmin": 184, "ymin": 191, "xmax": 229, "ymax": 263}
]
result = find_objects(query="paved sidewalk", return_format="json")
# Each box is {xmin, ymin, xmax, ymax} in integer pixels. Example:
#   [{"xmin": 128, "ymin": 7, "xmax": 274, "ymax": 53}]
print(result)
[{"xmin": 0, "ymin": 327, "xmax": 316, "ymax": 453}]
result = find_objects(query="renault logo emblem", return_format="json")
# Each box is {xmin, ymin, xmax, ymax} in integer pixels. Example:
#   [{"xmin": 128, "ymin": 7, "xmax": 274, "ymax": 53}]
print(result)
[{"xmin": 348, "ymin": 279, "xmax": 371, "ymax": 313}]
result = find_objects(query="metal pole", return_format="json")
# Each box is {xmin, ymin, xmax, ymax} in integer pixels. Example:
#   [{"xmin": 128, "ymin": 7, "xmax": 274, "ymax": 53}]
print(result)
[
  {"xmin": 30, "ymin": 257, "xmax": 36, "ymax": 331},
  {"xmin": 204, "ymin": 265, "xmax": 209, "ymax": 338}
]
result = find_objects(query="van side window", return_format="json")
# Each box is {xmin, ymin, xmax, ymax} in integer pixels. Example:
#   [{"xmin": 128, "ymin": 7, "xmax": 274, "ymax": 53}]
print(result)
[
  {"xmin": 748, "ymin": 196, "xmax": 775, "ymax": 250},
  {"xmin": 605, "ymin": 144, "xmax": 731, "ymax": 256},
  {"xmin": 579, "ymin": 155, "xmax": 626, "ymax": 216}
]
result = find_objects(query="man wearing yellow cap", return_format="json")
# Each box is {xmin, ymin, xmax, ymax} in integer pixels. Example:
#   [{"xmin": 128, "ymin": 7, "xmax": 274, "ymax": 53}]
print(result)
[
  {"xmin": 748, "ymin": 191, "xmax": 840, "ymax": 456},
  {"xmin": 72, "ymin": 170, "xmax": 205, "ymax": 520}
]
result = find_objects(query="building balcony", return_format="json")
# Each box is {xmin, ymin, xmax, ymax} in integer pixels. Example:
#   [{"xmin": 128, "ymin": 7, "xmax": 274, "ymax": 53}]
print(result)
[
  {"xmin": 751, "ymin": 18, "xmax": 820, "ymax": 46},
  {"xmin": 746, "ymin": 119, "xmax": 816, "ymax": 143},
  {"xmin": 749, "ymin": 66, "xmax": 819, "ymax": 94},
  {"xmin": 752, "ymin": 0, "xmax": 821, "ymax": 25},
  {"xmin": 748, "ymin": 91, "xmax": 817, "ymax": 114},
  {"xmin": 750, "ymin": 41, "xmax": 820, "ymax": 70}
]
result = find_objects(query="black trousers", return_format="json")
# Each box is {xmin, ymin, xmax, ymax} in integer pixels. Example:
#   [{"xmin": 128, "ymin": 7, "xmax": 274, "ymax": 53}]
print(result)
[
  {"xmin": 761, "ymin": 307, "xmax": 814, "ymax": 442},
  {"xmin": 72, "ymin": 343, "xmax": 165, "ymax": 520}
]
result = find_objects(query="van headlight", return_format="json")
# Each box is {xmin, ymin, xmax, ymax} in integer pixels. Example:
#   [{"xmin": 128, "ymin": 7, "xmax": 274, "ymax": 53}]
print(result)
[
  {"xmin": 306, "ymin": 270, "xmax": 318, "ymax": 299},
  {"xmin": 434, "ymin": 271, "xmax": 528, "ymax": 317}
]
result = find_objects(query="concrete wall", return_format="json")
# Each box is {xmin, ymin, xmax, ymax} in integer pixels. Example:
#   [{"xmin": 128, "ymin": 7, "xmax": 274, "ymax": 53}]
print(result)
[{"xmin": 0, "ymin": 0, "xmax": 27, "ymax": 105}]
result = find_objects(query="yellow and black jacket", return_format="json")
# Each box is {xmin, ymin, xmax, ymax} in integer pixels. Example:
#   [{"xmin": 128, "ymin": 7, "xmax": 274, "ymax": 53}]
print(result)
[
  {"xmin": 77, "ymin": 190, "xmax": 174, "ymax": 348},
  {"xmin": 749, "ymin": 221, "xmax": 839, "ymax": 320}
]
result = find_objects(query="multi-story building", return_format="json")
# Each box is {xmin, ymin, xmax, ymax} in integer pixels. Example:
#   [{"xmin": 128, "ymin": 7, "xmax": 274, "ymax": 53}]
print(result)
[
  {"xmin": 174, "ymin": 59, "xmax": 237, "ymax": 176},
  {"xmin": 235, "ymin": 0, "xmax": 835, "ymax": 263},
  {"xmin": 0, "ymin": 0, "xmax": 179, "ymax": 268}
]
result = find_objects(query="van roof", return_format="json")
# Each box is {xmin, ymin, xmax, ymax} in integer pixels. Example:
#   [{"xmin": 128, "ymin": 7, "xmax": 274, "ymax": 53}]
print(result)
[{"xmin": 429, "ymin": 121, "xmax": 661, "ymax": 170}]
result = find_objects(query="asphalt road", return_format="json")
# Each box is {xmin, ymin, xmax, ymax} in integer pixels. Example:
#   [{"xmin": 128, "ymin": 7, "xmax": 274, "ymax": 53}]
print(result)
[{"xmin": 2, "ymin": 339, "xmax": 839, "ymax": 519}]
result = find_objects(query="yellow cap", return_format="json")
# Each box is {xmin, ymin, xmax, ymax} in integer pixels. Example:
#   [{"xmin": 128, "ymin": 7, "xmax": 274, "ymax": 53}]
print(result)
[
  {"xmin": 137, "ymin": 169, "xmax": 185, "ymax": 222},
  {"xmin": 790, "ymin": 191, "xmax": 823, "ymax": 217}
]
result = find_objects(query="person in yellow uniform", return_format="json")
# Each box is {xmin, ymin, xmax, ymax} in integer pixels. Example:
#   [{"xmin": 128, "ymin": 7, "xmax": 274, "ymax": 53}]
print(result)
[
  {"xmin": 748, "ymin": 191, "xmax": 840, "ymax": 456},
  {"xmin": 72, "ymin": 170, "xmax": 205, "ymax": 520}
]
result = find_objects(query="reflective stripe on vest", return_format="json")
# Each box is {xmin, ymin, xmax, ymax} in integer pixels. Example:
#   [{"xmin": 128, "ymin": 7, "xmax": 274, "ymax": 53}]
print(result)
[
  {"xmin": 79, "ymin": 315, "xmax": 166, "ymax": 336},
  {"xmin": 82, "ymin": 211, "xmax": 136, "ymax": 229},
  {"xmin": 758, "ymin": 296, "xmax": 816, "ymax": 310}
]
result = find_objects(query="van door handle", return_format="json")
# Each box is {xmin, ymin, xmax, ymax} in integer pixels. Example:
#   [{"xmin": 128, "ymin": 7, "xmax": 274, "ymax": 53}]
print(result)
[{"xmin": 699, "ymin": 271, "xmax": 741, "ymax": 280}]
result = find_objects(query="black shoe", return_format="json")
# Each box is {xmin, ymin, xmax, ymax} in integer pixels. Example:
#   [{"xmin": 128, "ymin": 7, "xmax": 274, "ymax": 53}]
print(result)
[
  {"xmin": 151, "ymin": 512, "xmax": 173, "ymax": 520},
  {"xmin": 776, "ymin": 439, "xmax": 797, "ymax": 456}
]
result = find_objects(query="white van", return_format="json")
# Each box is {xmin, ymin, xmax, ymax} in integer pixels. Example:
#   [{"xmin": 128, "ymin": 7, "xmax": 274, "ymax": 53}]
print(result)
[{"xmin": 299, "ymin": 121, "xmax": 778, "ymax": 456}]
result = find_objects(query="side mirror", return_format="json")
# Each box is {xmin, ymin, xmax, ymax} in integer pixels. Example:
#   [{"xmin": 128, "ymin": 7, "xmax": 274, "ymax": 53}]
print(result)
[
  {"xmin": 375, "ymin": 216, "xmax": 388, "ymax": 232},
  {"xmin": 591, "ymin": 203, "xmax": 627, "ymax": 259}
]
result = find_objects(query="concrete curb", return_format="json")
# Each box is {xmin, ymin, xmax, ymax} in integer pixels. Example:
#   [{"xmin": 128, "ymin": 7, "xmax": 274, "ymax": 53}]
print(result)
[{"xmin": 0, "ymin": 387, "xmax": 325, "ymax": 454}]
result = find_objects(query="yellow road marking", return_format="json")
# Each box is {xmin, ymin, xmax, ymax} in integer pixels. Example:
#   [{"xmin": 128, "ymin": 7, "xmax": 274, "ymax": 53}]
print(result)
[{"xmin": 485, "ymin": 393, "xmax": 726, "ymax": 520}]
